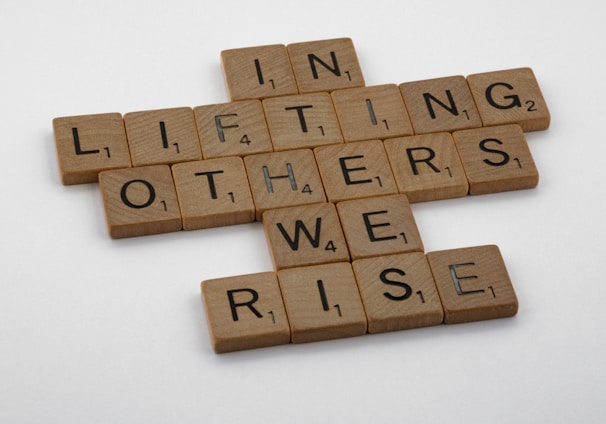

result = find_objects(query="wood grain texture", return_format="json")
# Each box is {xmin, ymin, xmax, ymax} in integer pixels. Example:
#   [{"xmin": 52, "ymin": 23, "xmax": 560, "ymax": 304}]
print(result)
[
  {"xmin": 277, "ymin": 262, "xmax": 367, "ymax": 344},
  {"xmin": 466, "ymin": 67, "xmax": 550, "ymax": 131},
  {"xmin": 171, "ymin": 157, "xmax": 255, "ymax": 230},
  {"xmin": 262, "ymin": 92, "xmax": 343, "ymax": 151},
  {"xmin": 336, "ymin": 194, "xmax": 424, "ymax": 260},
  {"xmin": 452, "ymin": 124, "xmax": 539, "ymax": 195},
  {"xmin": 399, "ymin": 75, "xmax": 482, "ymax": 134},
  {"xmin": 201, "ymin": 272, "xmax": 291, "ymax": 353},
  {"xmin": 352, "ymin": 253, "xmax": 444, "ymax": 333},
  {"xmin": 263, "ymin": 202, "xmax": 350, "ymax": 270},
  {"xmin": 287, "ymin": 37, "xmax": 365, "ymax": 94},
  {"xmin": 331, "ymin": 84, "xmax": 414, "ymax": 142},
  {"xmin": 384, "ymin": 133, "xmax": 468, "ymax": 202},
  {"xmin": 194, "ymin": 100, "xmax": 273, "ymax": 159},
  {"xmin": 98, "ymin": 165, "xmax": 182, "ymax": 238},
  {"xmin": 243, "ymin": 149, "xmax": 326, "ymax": 220},
  {"xmin": 314, "ymin": 139, "xmax": 397, "ymax": 202},
  {"xmin": 53, "ymin": 112, "xmax": 131, "ymax": 185},
  {"xmin": 123, "ymin": 107, "xmax": 201, "ymax": 167},
  {"xmin": 426, "ymin": 245, "xmax": 518, "ymax": 324},
  {"xmin": 221, "ymin": 44, "xmax": 298, "ymax": 101}
]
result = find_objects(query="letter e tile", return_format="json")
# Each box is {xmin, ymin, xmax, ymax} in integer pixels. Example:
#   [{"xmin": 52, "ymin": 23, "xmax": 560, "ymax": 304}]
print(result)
[
  {"xmin": 352, "ymin": 253, "xmax": 444, "ymax": 333},
  {"xmin": 201, "ymin": 272, "xmax": 290, "ymax": 353},
  {"xmin": 98, "ymin": 165, "xmax": 182, "ymax": 238},
  {"xmin": 426, "ymin": 245, "xmax": 518, "ymax": 324},
  {"xmin": 277, "ymin": 262, "xmax": 367, "ymax": 344}
]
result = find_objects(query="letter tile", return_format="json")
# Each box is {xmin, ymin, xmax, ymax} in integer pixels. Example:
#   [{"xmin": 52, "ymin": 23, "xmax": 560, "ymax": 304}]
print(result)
[
  {"xmin": 171, "ymin": 157, "xmax": 255, "ymax": 230},
  {"xmin": 263, "ymin": 202, "xmax": 350, "ymax": 270},
  {"xmin": 98, "ymin": 165, "xmax": 182, "ymax": 238},
  {"xmin": 287, "ymin": 37, "xmax": 365, "ymax": 93},
  {"xmin": 123, "ymin": 107, "xmax": 202, "ymax": 167},
  {"xmin": 194, "ymin": 100, "xmax": 273, "ymax": 159},
  {"xmin": 262, "ymin": 92, "xmax": 343, "ymax": 151},
  {"xmin": 277, "ymin": 262, "xmax": 367, "ymax": 343},
  {"xmin": 452, "ymin": 124, "xmax": 539, "ymax": 195},
  {"xmin": 201, "ymin": 272, "xmax": 291, "ymax": 353},
  {"xmin": 336, "ymin": 194, "xmax": 424, "ymax": 260},
  {"xmin": 243, "ymin": 149, "xmax": 326, "ymax": 220},
  {"xmin": 221, "ymin": 44, "xmax": 298, "ymax": 101},
  {"xmin": 53, "ymin": 112, "xmax": 131, "ymax": 185},
  {"xmin": 352, "ymin": 253, "xmax": 444, "ymax": 333},
  {"xmin": 426, "ymin": 245, "xmax": 518, "ymax": 324},
  {"xmin": 466, "ymin": 67, "xmax": 550, "ymax": 131},
  {"xmin": 384, "ymin": 132, "xmax": 468, "ymax": 202}
]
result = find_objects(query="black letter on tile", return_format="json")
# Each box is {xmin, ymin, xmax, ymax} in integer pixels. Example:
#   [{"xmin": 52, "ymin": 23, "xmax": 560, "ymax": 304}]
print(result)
[
  {"xmin": 423, "ymin": 90, "xmax": 458, "ymax": 119},
  {"xmin": 72, "ymin": 128, "xmax": 100, "ymax": 155},
  {"xmin": 479, "ymin": 138, "xmax": 510, "ymax": 166},
  {"xmin": 120, "ymin": 179, "xmax": 156, "ymax": 209},
  {"xmin": 485, "ymin": 82, "xmax": 522, "ymax": 110},
  {"xmin": 195, "ymin": 170, "xmax": 225, "ymax": 199},
  {"xmin": 339, "ymin": 155, "xmax": 373, "ymax": 185},
  {"xmin": 363, "ymin": 210, "xmax": 397, "ymax": 242},
  {"xmin": 227, "ymin": 288, "xmax": 263, "ymax": 321},
  {"xmin": 448, "ymin": 263, "xmax": 485, "ymax": 296},
  {"xmin": 276, "ymin": 218, "xmax": 322, "ymax": 250},
  {"xmin": 380, "ymin": 268, "xmax": 413, "ymax": 301},
  {"xmin": 284, "ymin": 105, "xmax": 313, "ymax": 133},
  {"xmin": 308, "ymin": 51, "xmax": 341, "ymax": 79},
  {"xmin": 406, "ymin": 147, "xmax": 441, "ymax": 175}
]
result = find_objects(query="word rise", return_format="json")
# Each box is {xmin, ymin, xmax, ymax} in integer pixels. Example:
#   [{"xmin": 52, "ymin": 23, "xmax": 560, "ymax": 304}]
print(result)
[{"xmin": 52, "ymin": 38, "xmax": 550, "ymax": 353}]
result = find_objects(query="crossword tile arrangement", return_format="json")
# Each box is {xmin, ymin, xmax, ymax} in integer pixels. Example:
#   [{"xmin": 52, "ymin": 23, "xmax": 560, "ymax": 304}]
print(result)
[{"xmin": 53, "ymin": 38, "xmax": 550, "ymax": 353}]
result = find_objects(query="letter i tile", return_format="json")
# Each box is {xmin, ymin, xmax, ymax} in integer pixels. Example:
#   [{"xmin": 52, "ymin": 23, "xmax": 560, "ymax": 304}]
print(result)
[
  {"xmin": 201, "ymin": 272, "xmax": 291, "ymax": 353},
  {"xmin": 98, "ymin": 165, "xmax": 182, "ymax": 238},
  {"xmin": 277, "ymin": 262, "xmax": 367, "ymax": 344},
  {"xmin": 426, "ymin": 245, "xmax": 518, "ymax": 324}
]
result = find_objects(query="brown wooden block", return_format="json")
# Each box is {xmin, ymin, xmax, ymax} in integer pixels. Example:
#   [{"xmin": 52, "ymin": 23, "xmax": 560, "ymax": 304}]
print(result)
[
  {"xmin": 98, "ymin": 165, "xmax": 182, "ymax": 238},
  {"xmin": 123, "ymin": 107, "xmax": 202, "ymax": 167},
  {"xmin": 466, "ymin": 67, "xmax": 550, "ymax": 131},
  {"xmin": 384, "ymin": 133, "xmax": 468, "ymax": 202},
  {"xmin": 331, "ymin": 84, "xmax": 414, "ymax": 142},
  {"xmin": 221, "ymin": 44, "xmax": 298, "ymax": 101},
  {"xmin": 263, "ymin": 202, "xmax": 350, "ymax": 270},
  {"xmin": 201, "ymin": 272, "xmax": 291, "ymax": 353},
  {"xmin": 336, "ymin": 194, "xmax": 423, "ymax": 260},
  {"xmin": 277, "ymin": 262, "xmax": 367, "ymax": 344},
  {"xmin": 243, "ymin": 149, "xmax": 326, "ymax": 221},
  {"xmin": 452, "ymin": 124, "xmax": 539, "ymax": 195},
  {"xmin": 171, "ymin": 157, "xmax": 255, "ymax": 230},
  {"xmin": 262, "ymin": 92, "xmax": 343, "ymax": 151},
  {"xmin": 194, "ymin": 100, "xmax": 273, "ymax": 159},
  {"xmin": 351, "ymin": 253, "xmax": 444, "ymax": 333},
  {"xmin": 399, "ymin": 75, "xmax": 482, "ymax": 134},
  {"xmin": 53, "ymin": 113, "xmax": 131, "ymax": 185},
  {"xmin": 287, "ymin": 37, "xmax": 365, "ymax": 94},
  {"xmin": 426, "ymin": 245, "xmax": 518, "ymax": 324},
  {"xmin": 314, "ymin": 140, "xmax": 398, "ymax": 202}
]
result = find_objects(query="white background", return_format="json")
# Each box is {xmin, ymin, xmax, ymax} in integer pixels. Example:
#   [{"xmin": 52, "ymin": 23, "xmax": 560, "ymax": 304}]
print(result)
[{"xmin": 2, "ymin": 0, "xmax": 605, "ymax": 422}]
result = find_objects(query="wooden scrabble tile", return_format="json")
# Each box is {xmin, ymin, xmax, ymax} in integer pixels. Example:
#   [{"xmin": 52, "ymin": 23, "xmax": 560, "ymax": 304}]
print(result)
[
  {"xmin": 98, "ymin": 165, "xmax": 182, "ymax": 238},
  {"xmin": 201, "ymin": 272, "xmax": 291, "ymax": 353},
  {"xmin": 466, "ymin": 67, "xmax": 550, "ymax": 132},
  {"xmin": 221, "ymin": 44, "xmax": 298, "ymax": 101},
  {"xmin": 331, "ymin": 84, "xmax": 414, "ymax": 142},
  {"xmin": 53, "ymin": 113, "xmax": 131, "ymax": 185},
  {"xmin": 314, "ymin": 140, "xmax": 398, "ymax": 202},
  {"xmin": 123, "ymin": 107, "xmax": 202, "ymax": 167},
  {"xmin": 171, "ymin": 157, "xmax": 255, "ymax": 230},
  {"xmin": 336, "ymin": 194, "xmax": 423, "ymax": 260},
  {"xmin": 262, "ymin": 92, "xmax": 343, "ymax": 151},
  {"xmin": 277, "ymin": 262, "xmax": 367, "ymax": 344},
  {"xmin": 383, "ymin": 133, "xmax": 469, "ymax": 202},
  {"xmin": 263, "ymin": 202, "xmax": 350, "ymax": 270},
  {"xmin": 426, "ymin": 245, "xmax": 518, "ymax": 324},
  {"xmin": 351, "ymin": 253, "xmax": 444, "ymax": 333},
  {"xmin": 243, "ymin": 149, "xmax": 326, "ymax": 221},
  {"xmin": 452, "ymin": 124, "xmax": 539, "ymax": 195},
  {"xmin": 193, "ymin": 100, "xmax": 273, "ymax": 159},
  {"xmin": 287, "ymin": 37, "xmax": 365, "ymax": 93},
  {"xmin": 399, "ymin": 75, "xmax": 482, "ymax": 134}
]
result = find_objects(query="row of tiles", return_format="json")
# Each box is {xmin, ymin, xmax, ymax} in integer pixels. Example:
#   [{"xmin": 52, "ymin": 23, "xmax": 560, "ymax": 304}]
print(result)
[
  {"xmin": 98, "ymin": 124, "xmax": 538, "ymax": 239},
  {"xmin": 201, "ymin": 245, "xmax": 518, "ymax": 353}
]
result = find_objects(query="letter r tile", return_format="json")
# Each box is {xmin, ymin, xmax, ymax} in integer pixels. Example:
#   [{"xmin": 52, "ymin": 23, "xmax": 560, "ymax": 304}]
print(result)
[
  {"xmin": 277, "ymin": 262, "xmax": 367, "ymax": 344},
  {"xmin": 426, "ymin": 245, "xmax": 518, "ymax": 324},
  {"xmin": 98, "ymin": 165, "xmax": 182, "ymax": 238},
  {"xmin": 263, "ymin": 202, "xmax": 350, "ymax": 270},
  {"xmin": 201, "ymin": 272, "xmax": 290, "ymax": 353}
]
